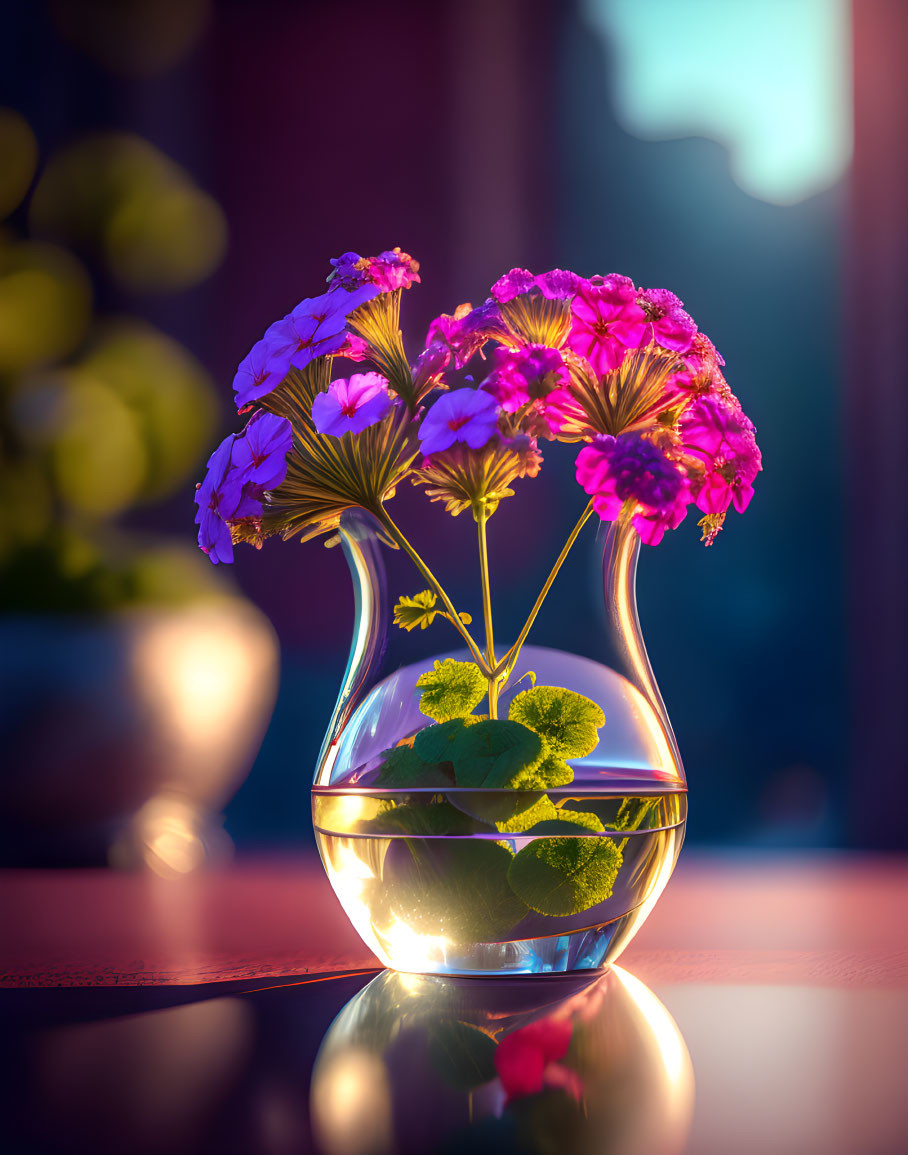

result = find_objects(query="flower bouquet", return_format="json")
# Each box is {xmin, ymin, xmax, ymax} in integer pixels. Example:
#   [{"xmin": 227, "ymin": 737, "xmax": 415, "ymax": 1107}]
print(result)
[{"xmin": 195, "ymin": 248, "xmax": 761, "ymax": 975}]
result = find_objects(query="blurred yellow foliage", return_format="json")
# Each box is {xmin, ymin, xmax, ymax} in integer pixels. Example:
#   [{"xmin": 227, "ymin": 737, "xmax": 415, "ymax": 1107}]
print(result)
[
  {"xmin": 0, "ymin": 241, "xmax": 92, "ymax": 373},
  {"xmin": 30, "ymin": 132, "xmax": 227, "ymax": 292},
  {"xmin": 0, "ymin": 109, "xmax": 38, "ymax": 219}
]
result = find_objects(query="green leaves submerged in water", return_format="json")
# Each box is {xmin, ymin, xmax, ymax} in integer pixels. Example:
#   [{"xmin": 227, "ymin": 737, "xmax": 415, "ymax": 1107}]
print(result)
[
  {"xmin": 416, "ymin": 658, "xmax": 487, "ymax": 723},
  {"xmin": 507, "ymin": 835, "xmax": 623, "ymax": 917},
  {"xmin": 508, "ymin": 686, "xmax": 605, "ymax": 759},
  {"xmin": 375, "ymin": 742, "xmax": 453, "ymax": 789},
  {"xmin": 496, "ymin": 796, "xmax": 605, "ymax": 835},
  {"xmin": 383, "ymin": 838, "xmax": 527, "ymax": 941},
  {"xmin": 447, "ymin": 719, "xmax": 544, "ymax": 788}
]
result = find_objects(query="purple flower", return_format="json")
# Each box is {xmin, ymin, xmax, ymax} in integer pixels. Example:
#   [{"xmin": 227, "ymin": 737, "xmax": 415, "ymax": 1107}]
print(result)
[
  {"xmin": 328, "ymin": 248, "xmax": 420, "ymax": 293},
  {"xmin": 233, "ymin": 339, "xmax": 292, "ymax": 410},
  {"xmin": 230, "ymin": 409, "xmax": 294, "ymax": 489},
  {"xmin": 536, "ymin": 269, "xmax": 588, "ymax": 299},
  {"xmin": 418, "ymin": 388, "xmax": 500, "ymax": 455},
  {"xmin": 425, "ymin": 300, "xmax": 506, "ymax": 367},
  {"xmin": 481, "ymin": 345, "xmax": 569, "ymax": 413},
  {"xmin": 328, "ymin": 252, "xmax": 365, "ymax": 289},
  {"xmin": 265, "ymin": 290, "xmax": 359, "ymax": 371},
  {"xmin": 311, "ymin": 372, "xmax": 393, "ymax": 436},
  {"xmin": 491, "ymin": 267, "xmax": 587, "ymax": 303},
  {"xmin": 491, "ymin": 268, "xmax": 536, "ymax": 302},
  {"xmin": 575, "ymin": 432, "xmax": 691, "ymax": 545},
  {"xmin": 194, "ymin": 412, "xmax": 293, "ymax": 565},
  {"xmin": 639, "ymin": 287, "xmax": 697, "ymax": 354}
]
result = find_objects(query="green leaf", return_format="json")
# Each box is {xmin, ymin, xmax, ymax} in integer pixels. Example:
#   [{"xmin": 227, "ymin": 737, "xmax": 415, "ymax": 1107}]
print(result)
[
  {"xmin": 393, "ymin": 590, "xmax": 473, "ymax": 632},
  {"xmin": 427, "ymin": 1021, "xmax": 498, "ymax": 1089},
  {"xmin": 496, "ymin": 797, "xmax": 605, "ymax": 834},
  {"xmin": 507, "ymin": 835, "xmax": 623, "ymax": 916},
  {"xmin": 394, "ymin": 589, "xmax": 439, "ymax": 631},
  {"xmin": 448, "ymin": 719, "xmax": 544, "ymax": 788},
  {"xmin": 375, "ymin": 743, "xmax": 453, "ymax": 789},
  {"xmin": 413, "ymin": 717, "xmax": 479, "ymax": 763},
  {"xmin": 416, "ymin": 659, "xmax": 487, "ymax": 722},
  {"xmin": 450, "ymin": 788, "xmax": 546, "ymax": 827},
  {"xmin": 610, "ymin": 796, "xmax": 658, "ymax": 832},
  {"xmin": 384, "ymin": 838, "xmax": 527, "ymax": 941},
  {"xmin": 509, "ymin": 752, "xmax": 575, "ymax": 790},
  {"xmin": 508, "ymin": 686, "xmax": 605, "ymax": 760},
  {"xmin": 360, "ymin": 800, "xmax": 480, "ymax": 836}
]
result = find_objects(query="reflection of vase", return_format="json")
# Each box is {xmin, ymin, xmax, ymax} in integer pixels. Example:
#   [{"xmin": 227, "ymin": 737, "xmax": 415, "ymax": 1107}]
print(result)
[
  {"xmin": 0, "ymin": 599, "xmax": 279, "ymax": 868},
  {"xmin": 313, "ymin": 511, "xmax": 687, "ymax": 975},
  {"xmin": 311, "ymin": 968, "xmax": 694, "ymax": 1155}
]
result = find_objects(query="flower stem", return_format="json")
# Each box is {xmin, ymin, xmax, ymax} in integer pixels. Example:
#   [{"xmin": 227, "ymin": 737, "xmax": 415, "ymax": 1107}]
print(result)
[
  {"xmin": 495, "ymin": 499, "xmax": 595, "ymax": 680},
  {"xmin": 477, "ymin": 508, "xmax": 500, "ymax": 718},
  {"xmin": 378, "ymin": 511, "xmax": 490, "ymax": 674}
]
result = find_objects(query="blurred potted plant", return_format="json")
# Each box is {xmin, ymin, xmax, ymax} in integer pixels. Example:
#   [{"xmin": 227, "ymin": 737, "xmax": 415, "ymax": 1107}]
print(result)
[{"xmin": 0, "ymin": 109, "xmax": 279, "ymax": 869}]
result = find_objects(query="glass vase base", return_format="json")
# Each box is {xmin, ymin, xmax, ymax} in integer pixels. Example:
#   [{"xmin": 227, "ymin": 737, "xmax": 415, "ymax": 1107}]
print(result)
[{"xmin": 373, "ymin": 913, "xmax": 648, "ymax": 977}]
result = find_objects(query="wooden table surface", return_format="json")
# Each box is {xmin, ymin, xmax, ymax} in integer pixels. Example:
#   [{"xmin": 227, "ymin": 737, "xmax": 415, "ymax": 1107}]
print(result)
[
  {"xmin": 2, "ymin": 851, "xmax": 907, "ymax": 988},
  {"xmin": 2, "ymin": 853, "xmax": 907, "ymax": 1155}
]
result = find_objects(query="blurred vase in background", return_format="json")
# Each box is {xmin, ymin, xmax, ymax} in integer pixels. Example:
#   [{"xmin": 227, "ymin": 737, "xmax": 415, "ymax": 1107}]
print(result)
[{"xmin": 0, "ymin": 107, "xmax": 274, "ymax": 868}]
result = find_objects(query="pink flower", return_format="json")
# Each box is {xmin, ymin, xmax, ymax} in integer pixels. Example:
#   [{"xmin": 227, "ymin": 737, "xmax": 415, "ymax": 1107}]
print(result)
[
  {"xmin": 418, "ymin": 387, "xmax": 499, "ymax": 455},
  {"xmin": 639, "ymin": 287, "xmax": 696, "ymax": 353},
  {"xmin": 494, "ymin": 1017, "xmax": 582, "ymax": 1104},
  {"xmin": 568, "ymin": 280, "xmax": 647, "ymax": 377},
  {"xmin": 481, "ymin": 344, "xmax": 569, "ymax": 413},
  {"xmin": 426, "ymin": 300, "xmax": 506, "ymax": 368},
  {"xmin": 576, "ymin": 432, "xmax": 692, "ymax": 545},
  {"xmin": 334, "ymin": 332, "xmax": 370, "ymax": 362},
  {"xmin": 311, "ymin": 372, "xmax": 393, "ymax": 436},
  {"xmin": 681, "ymin": 396, "xmax": 762, "ymax": 514},
  {"xmin": 411, "ymin": 342, "xmax": 450, "ymax": 393}
]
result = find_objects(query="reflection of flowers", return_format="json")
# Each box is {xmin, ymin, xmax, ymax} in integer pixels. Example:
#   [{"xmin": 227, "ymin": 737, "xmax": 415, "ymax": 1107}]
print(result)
[{"xmin": 494, "ymin": 1015, "xmax": 583, "ymax": 1104}]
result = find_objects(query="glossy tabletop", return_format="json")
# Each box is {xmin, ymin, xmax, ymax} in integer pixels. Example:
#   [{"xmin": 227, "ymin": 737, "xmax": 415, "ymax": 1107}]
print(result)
[{"xmin": 2, "ymin": 852, "xmax": 907, "ymax": 1154}]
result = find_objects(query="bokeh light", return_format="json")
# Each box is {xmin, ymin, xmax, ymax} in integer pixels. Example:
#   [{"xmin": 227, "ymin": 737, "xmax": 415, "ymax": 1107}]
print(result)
[
  {"xmin": 0, "ymin": 108, "xmax": 38, "ymax": 219},
  {"xmin": 30, "ymin": 133, "xmax": 227, "ymax": 292},
  {"xmin": 50, "ymin": 0, "xmax": 213, "ymax": 77},
  {"xmin": 0, "ymin": 241, "xmax": 91, "ymax": 373},
  {"xmin": 587, "ymin": 0, "xmax": 852, "ymax": 204}
]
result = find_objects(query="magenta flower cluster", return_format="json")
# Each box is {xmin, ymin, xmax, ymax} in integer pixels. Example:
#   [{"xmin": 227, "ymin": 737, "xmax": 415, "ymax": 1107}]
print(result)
[
  {"xmin": 576, "ymin": 434, "xmax": 690, "ymax": 545},
  {"xmin": 413, "ymin": 264, "xmax": 761, "ymax": 542}
]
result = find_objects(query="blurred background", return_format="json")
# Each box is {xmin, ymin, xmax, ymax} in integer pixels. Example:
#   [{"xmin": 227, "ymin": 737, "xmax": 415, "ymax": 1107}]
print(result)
[{"xmin": 0, "ymin": 0, "xmax": 902, "ymax": 866}]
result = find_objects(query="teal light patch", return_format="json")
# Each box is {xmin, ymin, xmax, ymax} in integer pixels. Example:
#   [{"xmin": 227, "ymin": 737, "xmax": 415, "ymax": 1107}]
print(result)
[{"xmin": 584, "ymin": 0, "xmax": 852, "ymax": 204}]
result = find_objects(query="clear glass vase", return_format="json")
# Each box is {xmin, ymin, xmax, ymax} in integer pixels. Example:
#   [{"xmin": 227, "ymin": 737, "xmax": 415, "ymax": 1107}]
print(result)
[{"xmin": 312, "ymin": 510, "xmax": 687, "ymax": 975}]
